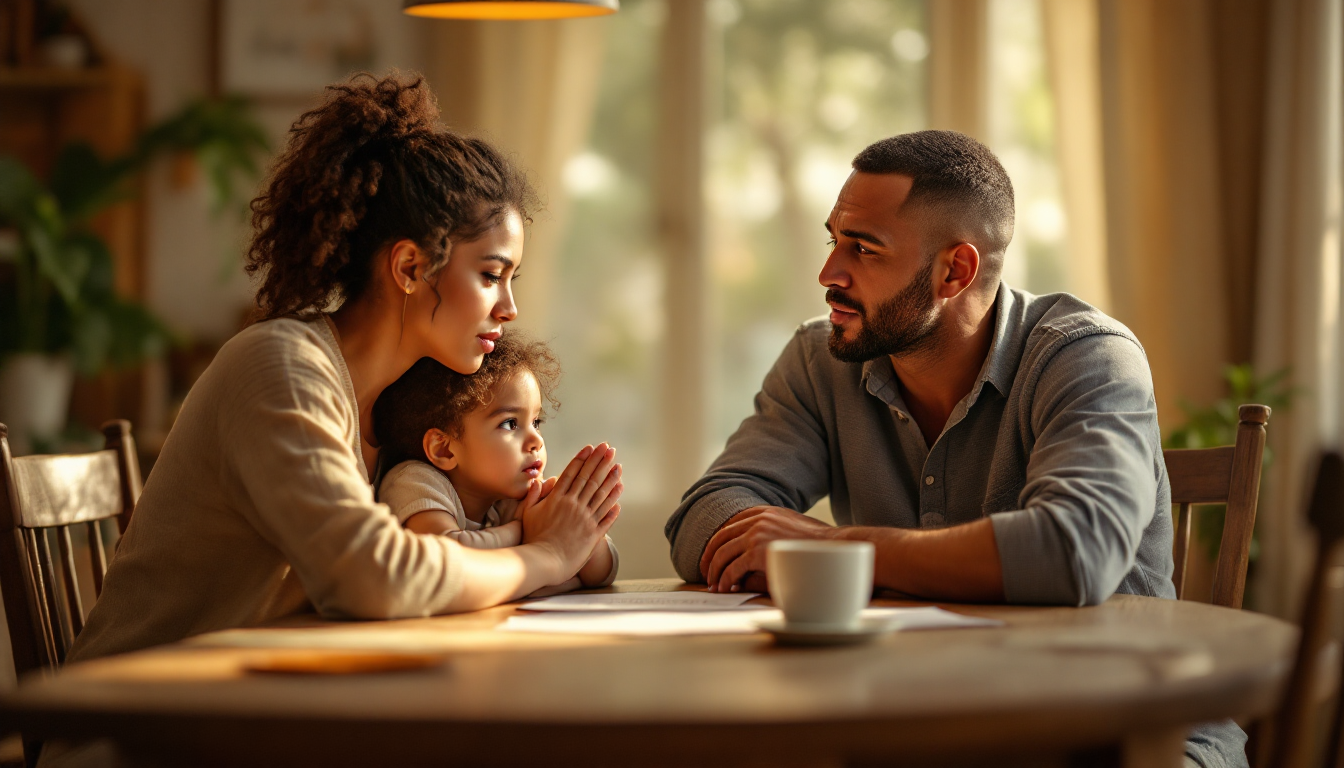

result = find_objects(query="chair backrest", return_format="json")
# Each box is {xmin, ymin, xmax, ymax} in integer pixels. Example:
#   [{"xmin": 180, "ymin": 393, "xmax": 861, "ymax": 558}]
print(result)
[
  {"xmin": 1267, "ymin": 451, "xmax": 1344, "ymax": 768},
  {"xmin": 0, "ymin": 420, "xmax": 141, "ymax": 677},
  {"xmin": 1163, "ymin": 403, "xmax": 1270, "ymax": 609}
]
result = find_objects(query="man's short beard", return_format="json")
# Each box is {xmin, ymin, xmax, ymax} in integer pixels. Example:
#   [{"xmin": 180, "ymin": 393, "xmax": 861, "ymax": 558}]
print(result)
[{"xmin": 826, "ymin": 257, "xmax": 940, "ymax": 363}]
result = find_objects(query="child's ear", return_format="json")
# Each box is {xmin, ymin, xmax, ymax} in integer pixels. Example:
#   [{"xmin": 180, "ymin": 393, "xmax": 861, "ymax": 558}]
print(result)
[{"xmin": 422, "ymin": 429, "xmax": 460, "ymax": 472}]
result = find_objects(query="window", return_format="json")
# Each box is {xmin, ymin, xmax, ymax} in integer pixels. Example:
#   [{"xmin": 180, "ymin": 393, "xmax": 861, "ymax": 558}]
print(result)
[
  {"xmin": 548, "ymin": 0, "xmax": 1065, "ymax": 575},
  {"xmin": 706, "ymin": 0, "xmax": 927, "ymax": 457}
]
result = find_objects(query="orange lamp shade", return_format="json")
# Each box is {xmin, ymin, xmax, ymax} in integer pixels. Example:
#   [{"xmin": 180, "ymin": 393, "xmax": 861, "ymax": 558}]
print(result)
[{"xmin": 403, "ymin": 0, "xmax": 619, "ymax": 20}]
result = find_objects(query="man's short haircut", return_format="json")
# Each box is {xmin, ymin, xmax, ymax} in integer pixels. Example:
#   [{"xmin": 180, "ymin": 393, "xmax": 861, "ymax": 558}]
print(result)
[
  {"xmin": 373, "ymin": 331, "xmax": 561, "ymax": 470},
  {"xmin": 852, "ymin": 130, "xmax": 1015, "ymax": 285}
]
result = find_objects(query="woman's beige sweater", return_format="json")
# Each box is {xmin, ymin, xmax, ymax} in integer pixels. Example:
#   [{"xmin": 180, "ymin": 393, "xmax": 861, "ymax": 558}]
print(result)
[{"xmin": 69, "ymin": 316, "xmax": 467, "ymax": 661}]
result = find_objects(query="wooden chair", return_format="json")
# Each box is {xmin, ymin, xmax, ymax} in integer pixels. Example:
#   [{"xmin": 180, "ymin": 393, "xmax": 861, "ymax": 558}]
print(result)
[
  {"xmin": 1163, "ymin": 404, "xmax": 1270, "ymax": 609},
  {"xmin": 0, "ymin": 420, "xmax": 141, "ymax": 678},
  {"xmin": 1264, "ymin": 451, "xmax": 1344, "ymax": 768}
]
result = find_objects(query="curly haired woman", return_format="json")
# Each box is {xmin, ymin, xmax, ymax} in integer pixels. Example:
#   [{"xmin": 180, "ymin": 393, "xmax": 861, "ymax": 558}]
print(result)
[{"xmin": 68, "ymin": 73, "xmax": 623, "ymax": 663}]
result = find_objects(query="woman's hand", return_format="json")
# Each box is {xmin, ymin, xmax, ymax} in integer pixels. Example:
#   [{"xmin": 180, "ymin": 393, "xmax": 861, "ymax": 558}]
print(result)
[{"xmin": 520, "ymin": 443, "xmax": 623, "ymax": 584}]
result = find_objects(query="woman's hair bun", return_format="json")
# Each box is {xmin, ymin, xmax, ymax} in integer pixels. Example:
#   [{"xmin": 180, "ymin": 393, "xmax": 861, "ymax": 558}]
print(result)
[{"xmin": 246, "ymin": 71, "xmax": 538, "ymax": 320}]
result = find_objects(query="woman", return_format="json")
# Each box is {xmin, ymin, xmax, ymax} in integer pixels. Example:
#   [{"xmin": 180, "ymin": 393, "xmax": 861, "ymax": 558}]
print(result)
[{"xmin": 68, "ymin": 73, "xmax": 622, "ymax": 663}]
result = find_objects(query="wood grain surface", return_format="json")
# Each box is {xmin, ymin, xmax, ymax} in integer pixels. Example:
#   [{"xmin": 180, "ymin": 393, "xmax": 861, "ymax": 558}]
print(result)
[{"xmin": 0, "ymin": 580, "xmax": 1297, "ymax": 767}]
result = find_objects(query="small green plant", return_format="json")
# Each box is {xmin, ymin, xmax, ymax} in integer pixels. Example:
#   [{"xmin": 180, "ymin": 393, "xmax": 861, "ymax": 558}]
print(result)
[
  {"xmin": 0, "ymin": 96, "xmax": 268, "ymax": 375},
  {"xmin": 1164, "ymin": 365, "xmax": 1297, "ymax": 560}
]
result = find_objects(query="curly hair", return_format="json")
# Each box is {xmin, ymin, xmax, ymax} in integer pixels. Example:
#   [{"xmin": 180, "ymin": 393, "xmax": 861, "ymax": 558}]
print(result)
[
  {"xmin": 373, "ymin": 331, "xmax": 562, "ymax": 470},
  {"xmin": 246, "ymin": 71, "xmax": 539, "ymax": 320}
]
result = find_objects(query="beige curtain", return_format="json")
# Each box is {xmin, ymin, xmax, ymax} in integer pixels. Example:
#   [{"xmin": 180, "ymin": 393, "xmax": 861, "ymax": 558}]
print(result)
[
  {"xmin": 1041, "ymin": 0, "xmax": 1110, "ymax": 312},
  {"xmin": 1042, "ymin": 0, "xmax": 1340, "ymax": 615},
  {"xmin": 421, "ymin": 18, "xmax": 610, "ymax": 333},
  {"xmin": 1091, "ymin": 0, "xmax": 1232, "ymax": 429},
  {"xmin": 1251, "ymin": 0, "xmax": 1343, "ymax": 619}
]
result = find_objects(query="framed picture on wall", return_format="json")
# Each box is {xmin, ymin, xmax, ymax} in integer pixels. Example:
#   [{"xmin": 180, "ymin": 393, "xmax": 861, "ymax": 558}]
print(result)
[{"xmin": 217, "ymin": 0, "xmax": 413, "ymax": 98}]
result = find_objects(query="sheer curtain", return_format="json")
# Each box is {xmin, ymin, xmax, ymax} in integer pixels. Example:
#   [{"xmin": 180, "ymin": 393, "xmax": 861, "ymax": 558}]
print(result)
[{"xmin": 421, "ymin": 18, "xmax": 610, "ymax": 332}]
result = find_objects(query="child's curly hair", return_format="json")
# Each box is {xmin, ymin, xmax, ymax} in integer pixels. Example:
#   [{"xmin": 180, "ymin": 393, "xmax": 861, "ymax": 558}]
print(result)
[
  {"xmin": 373, "ymin": 332, "xmax": 562, "ymax": 470},
  {"xmin": 246, "ymin": 71, "xmax": 539, "ymax": 320}
]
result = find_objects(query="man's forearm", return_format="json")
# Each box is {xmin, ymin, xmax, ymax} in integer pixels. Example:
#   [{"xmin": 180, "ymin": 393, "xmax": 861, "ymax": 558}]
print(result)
[{"xmin": 833, "ymin": 518, "xmax": 1005, "ymax": 602}]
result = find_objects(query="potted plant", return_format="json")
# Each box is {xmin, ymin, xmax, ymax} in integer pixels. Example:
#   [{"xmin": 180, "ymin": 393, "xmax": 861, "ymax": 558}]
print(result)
[{"xmin": 0, "ymin": 96, "xmax": 268, "ymax": 453}]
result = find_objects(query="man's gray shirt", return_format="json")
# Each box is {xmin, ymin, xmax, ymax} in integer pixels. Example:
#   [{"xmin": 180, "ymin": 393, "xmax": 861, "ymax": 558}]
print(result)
[
  {"xmin": 664, "ymin": 284, "xmax": 1245, "ymax": 768},
  {"xmin": 667, "ymin": 284, "xmax": 1175, "ymax": 605}
]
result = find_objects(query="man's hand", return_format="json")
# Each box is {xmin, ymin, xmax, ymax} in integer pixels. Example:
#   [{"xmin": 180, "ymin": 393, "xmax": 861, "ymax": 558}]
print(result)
[{"xmin": 699, "ymin": 506, "xmax": 835, "ymax": 593}]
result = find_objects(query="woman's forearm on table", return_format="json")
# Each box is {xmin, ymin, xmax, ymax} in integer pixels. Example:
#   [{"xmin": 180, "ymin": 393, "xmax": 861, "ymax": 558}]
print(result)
[{"xmin": 441, "ymin": 543, "xmax": 564, "ymax": 612}]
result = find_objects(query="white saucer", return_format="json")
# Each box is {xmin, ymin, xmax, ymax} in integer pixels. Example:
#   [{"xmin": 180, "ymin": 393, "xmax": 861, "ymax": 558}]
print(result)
[{"xmin": 756, "ymin": 617, "xmax": 893, "ymax": 647}]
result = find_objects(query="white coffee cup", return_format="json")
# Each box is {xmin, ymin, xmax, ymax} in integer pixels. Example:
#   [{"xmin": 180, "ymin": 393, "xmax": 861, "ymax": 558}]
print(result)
[{"xmin": 767, "ymin": 539, "xmax": 875, "ymax": 630}]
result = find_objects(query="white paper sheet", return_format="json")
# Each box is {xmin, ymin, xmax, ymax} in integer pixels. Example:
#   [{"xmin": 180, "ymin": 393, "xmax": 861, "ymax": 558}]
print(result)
[
  {"xmin": 519, "ymin": 592, "xmax": 763, "ymax": 612},
  {"xmin": 498, "ymin": 606, "xmax": 1002, "ymax": 636},
  {"xmin": 871, "ymin": 606, "xmax": 1002, "ymax": 631}
]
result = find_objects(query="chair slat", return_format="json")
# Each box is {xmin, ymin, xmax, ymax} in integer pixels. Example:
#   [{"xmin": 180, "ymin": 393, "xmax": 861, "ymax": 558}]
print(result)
[
  {"xmin": 35, "ymin": 529, "xmax": 70, "ymax": 664},
  {"xmin": 21, "ymin": 528, "xmax": 57, "ymax": 672},
  {"xmin": 56, "ymin": 527, "xmax": 85, "ymax": 636},
  {"xmin": 10, "ymin": 452, "xmax": 123, "ymax": 529},
  {"xmin": 102, "ymin": 420, "xmax": 142, "ymax": 535},
  {"xmin": 88, "ymin": 521, "xmax": 107, "ymax": 597},
  {"xmin": 1164, "ymin": 447, "xmax": 1236, "ymax": 503},
  {"xmin": 1173, "ymin": 503, "xmax": 1192, "ymax": 599},
  {"xmin": 0, "ymin": 427, "xmax": 47, "ymax": 678},
  {"xmin": 1210, "ymin": 407, "xmax": 1270, "ymax": 610}
]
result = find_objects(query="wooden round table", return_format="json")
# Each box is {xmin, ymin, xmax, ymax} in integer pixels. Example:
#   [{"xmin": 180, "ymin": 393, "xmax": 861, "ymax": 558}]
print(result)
[{"xmin": 0, "ymin": 580, "xmax": 1296, "ymax": 767}]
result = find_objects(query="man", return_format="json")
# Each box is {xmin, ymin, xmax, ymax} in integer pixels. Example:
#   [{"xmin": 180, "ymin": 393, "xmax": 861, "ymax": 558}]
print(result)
[{"xmin": 664, "ymin": 131, "xmax": 1244, "ymax": 768}]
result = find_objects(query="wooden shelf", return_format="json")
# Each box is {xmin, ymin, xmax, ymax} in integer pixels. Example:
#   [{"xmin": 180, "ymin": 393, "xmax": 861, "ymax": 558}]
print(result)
[{"xmin": 0, "ymin": 66, "xmax": 112, "ymax": 91}]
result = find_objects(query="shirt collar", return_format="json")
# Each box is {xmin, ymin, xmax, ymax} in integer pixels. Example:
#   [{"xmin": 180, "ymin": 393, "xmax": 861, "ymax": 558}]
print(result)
[
  {"xmin": 979, "ymin": 281, "xmax": 1016, "ymax": 397},
  {"xmin": 861, "ymin": 356, "xmax": 901, "ymax": 407}
]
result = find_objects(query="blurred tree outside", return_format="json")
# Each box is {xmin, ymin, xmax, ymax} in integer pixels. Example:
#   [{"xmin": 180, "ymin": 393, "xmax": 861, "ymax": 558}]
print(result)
[
  {"xmin": 987, "ymin": 0, "xmax": 1069, "ymax": 297},
  {"xmin": 548, "ymin": 0, "xmax": 665, "ymax": 502},
  {"xmin": 707, "ymin": 0, "xmax": 927, "ymax": 453}
]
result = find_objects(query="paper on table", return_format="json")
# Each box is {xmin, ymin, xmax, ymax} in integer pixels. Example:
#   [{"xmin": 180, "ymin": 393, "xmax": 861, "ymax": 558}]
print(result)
[
  {"xmin": 501, "ymin": 610, "xmax": 775, "ymax": 636},
  {"xmin": 520, "ymin": 591, "xmax": 762, "ymax": 612},
  {"xmin": 869, "ymin": 606, "xmax": 1002, "ymax": 631},
  {"xmin": 498, "ymin": 606, "xmax": 1002, "ymax": 636}
]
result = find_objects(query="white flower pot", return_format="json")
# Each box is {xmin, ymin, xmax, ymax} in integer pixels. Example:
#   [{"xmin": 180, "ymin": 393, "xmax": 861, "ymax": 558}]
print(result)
[{"xmin": 0, "ymin": 354, "xmax": 75, "ymax": 455}]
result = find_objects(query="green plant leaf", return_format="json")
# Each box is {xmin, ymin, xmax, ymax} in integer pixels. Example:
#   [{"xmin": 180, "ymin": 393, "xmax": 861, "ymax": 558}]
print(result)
[
  {"xmin": 0, "ymin": 157, "xmax": 42, "ymax": 222},
  {"xmin": 25, "ymin": 219, "xmax": 87, "ymax": 306},
  {"xmin": 69, "ymin": 307, "xmax": 112, "ymax": 376},
  {"xmin": 49, "ymin": 143, "xmax": 132, "ymax": 223}
]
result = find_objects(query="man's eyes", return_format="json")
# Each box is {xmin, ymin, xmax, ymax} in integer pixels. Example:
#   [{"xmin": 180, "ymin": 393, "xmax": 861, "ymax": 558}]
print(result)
[{"xmin": 826, "ymin": 238, "xmax": 873, "ymax": 255}]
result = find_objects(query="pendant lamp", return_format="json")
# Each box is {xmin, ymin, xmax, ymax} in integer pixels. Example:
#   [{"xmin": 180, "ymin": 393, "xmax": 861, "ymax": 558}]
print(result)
[{"xmin": 403, "ymin": 0, "xmax": 618, "ymax": 20}]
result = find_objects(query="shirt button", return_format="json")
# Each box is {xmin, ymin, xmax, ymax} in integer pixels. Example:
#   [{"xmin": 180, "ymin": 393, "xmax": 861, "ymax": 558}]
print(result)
[
  {"xmin": 921, "ymin": 512, "xmax": 946, "ymax": 527},
  {"xmin": 924, "ymin": 475, "xmax": 935, "ymax": 486}
]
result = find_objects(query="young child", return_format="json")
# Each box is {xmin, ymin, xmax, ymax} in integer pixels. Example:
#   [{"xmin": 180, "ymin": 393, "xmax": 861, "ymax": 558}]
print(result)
[{"xmin": 373, "ymin": 333, "xmax": 618, "ymax": 591}]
